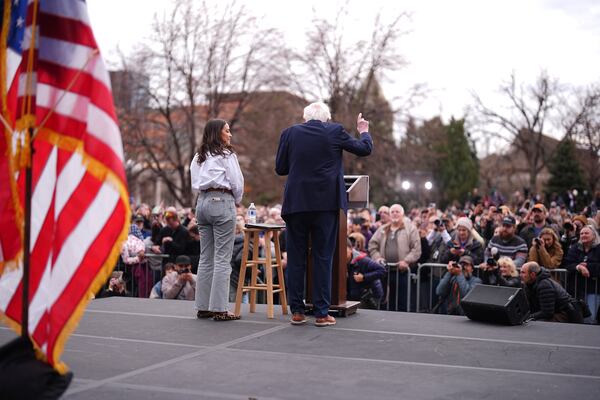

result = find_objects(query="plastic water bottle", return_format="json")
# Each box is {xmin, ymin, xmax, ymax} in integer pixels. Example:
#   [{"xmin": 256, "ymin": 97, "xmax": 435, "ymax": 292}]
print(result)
[{"xmin": 247, "ymin": 203, "xmax": 257, "ymax": 224}]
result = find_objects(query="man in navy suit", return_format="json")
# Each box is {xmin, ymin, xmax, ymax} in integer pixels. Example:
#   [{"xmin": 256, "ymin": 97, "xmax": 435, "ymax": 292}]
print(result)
[{"xmin": 275, "ymin": 102, "xmax": 373, "ymax": 326}]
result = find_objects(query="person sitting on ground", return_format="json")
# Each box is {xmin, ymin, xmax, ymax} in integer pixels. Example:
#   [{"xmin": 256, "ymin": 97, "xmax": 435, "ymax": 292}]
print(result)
[
  {"xmin": 149, "ymin": 263, "xmax": 175, "ymax": 299},
  {"xmin": 435, "ymin": 255, "xmax": 482, "ymax": 315},
  {"xmin": 103, "ymin": 271, "xmax": 127, "ymax": 297},
  {"xmin": 346, "ymin": 239, "xmax": 386, "ymax": 309},
  {"xmin": 480, "ymin": 256, "xmax": 521, "ymax": 287},
  {"xmin": 527, "ymin": 227, "xmax": 563, "ymax": 269},
  {"xmin": 520, "ymin": 261, "xmax": 583, "ymax": 323},
  {"xmin": 161, "ymin": 256, "xmax": 196, "ymax": 300}
]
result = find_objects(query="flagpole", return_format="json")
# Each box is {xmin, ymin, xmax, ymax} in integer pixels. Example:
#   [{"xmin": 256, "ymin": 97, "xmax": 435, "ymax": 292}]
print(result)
[{"xmin": 21, "ymin": 127, "xmax": 33, "ymax": 339}]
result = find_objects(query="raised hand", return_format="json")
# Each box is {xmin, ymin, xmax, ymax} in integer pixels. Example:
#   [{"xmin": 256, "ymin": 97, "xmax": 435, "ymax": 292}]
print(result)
[{"xmin": 357, "ymin": 113, "xmax": 369, "ymax": 133}]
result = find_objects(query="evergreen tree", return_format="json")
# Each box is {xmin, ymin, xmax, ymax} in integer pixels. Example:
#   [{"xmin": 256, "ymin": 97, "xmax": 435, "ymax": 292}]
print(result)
[
  {"xmin": 545, "ymin": 138, "xmax": 586, "ymax": 197},
  {"xmin": 435, "ymin": 118, "xmax": 479, "ymax": 206}
]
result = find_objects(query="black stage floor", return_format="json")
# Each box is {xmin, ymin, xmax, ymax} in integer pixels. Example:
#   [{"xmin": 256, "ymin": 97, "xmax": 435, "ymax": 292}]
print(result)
[{"xmin": 1, "ymin": 297, "xmax": 599, "ymax": 399}]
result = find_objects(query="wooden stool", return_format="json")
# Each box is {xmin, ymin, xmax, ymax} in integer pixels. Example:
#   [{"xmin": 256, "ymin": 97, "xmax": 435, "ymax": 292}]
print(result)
[{"xmin": 234, "ymin": 225, "xmax": 288, "ymax": 318}]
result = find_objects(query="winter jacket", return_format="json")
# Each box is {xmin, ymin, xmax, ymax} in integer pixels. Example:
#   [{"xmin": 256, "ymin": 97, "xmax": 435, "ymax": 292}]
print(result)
[
  {"xmin": 161, "ymin": 271, "xmax": 196, "ymax": 300},
  {"xmin": 438, "ymin": 231, "xmax": 484, "ymax": 265},
  {"xmin": 158, "ymin": 224, "xmax": 191, "ymax": 263},
  {"xmin": 121, "ymin": 234, "xmax": 146, "ymax": 265},
  {"xmin": 524, "ymin": 267, "xmax": 575, "ymax": 321},
  {"xmin": 562, "ymin": 242, "xmax": 600, "ymax": 298},
  {"xmin": 436, "ymin": 272, "xmax": 482, "ymax": 315},
  {"xmin": 368, "ymin": 218, "xmax": 421, "ymax": 264},
  {"xmin": 562, "ymin": 242, "xmax": 600, "ymax": 278},
  {"xmin": 527, "ymin": 240, "xmax": 563, "ymax": 269},
  {"xmin": 347, "ymin": 250, "xmax": 386, "ymax": 301}
]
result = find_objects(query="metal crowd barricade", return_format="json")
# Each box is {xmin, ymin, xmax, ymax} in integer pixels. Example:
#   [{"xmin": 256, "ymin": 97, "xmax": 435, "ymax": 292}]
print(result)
[
  {"xmin": 415, "ymin": 263, "xmax": 448, "ymax": 313},
  {"xmin": 381, "ymin": 262, "xmax": 414, "ymax": 312},
  {"xmin": 414, "ymin": 263, "xmax": 574, "ymax": 314},
  {"xmin": 571, "ymin": 274, "xmax": 599, "ymax": 322},
  {"xmin": 112, "ymin": 253, "xmax": 169, "ymax": 298}
]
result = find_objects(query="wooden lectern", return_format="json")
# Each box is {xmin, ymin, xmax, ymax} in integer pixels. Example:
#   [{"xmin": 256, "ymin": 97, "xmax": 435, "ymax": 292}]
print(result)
[{"xmin": 307, "ymin": 175, "xmax": 370, "ymax": 317}]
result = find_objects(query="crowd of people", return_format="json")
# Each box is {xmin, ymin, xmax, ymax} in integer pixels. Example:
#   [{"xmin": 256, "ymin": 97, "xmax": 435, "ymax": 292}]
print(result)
[
  {"xmin": 98, "ymin": 101, "xmax": 599, "ymax": 326},
  {"xmin": 100, "ymin": 188, "xmax": 600, "ymax": 325}
]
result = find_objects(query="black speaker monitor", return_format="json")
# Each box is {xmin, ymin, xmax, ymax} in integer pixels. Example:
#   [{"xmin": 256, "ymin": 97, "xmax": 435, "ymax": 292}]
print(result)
[{"xmin": 461, "ymin": 285, "xmax": 530, "ymax": 325}]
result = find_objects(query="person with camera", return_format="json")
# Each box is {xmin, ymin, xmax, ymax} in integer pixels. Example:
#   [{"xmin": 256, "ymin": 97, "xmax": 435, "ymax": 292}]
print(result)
[
  {"xmin": 162, "ymin": 255, "xmax": 197, "ymax": 301},
  {"xmin": 518, "ymin": 204, "xmax": 559, "ymax": 248},
  {"xmin": 562, "ymin": 225, "xmax": 600, "ymax": 323},
  {"xmin": 425, "ymin": 216, "xmax": 452, "ymax": 263},
  {"xmin": 560, "ymin": 215, "xmax": 587, "ymax": 255},
  {"xmin": 527, "ymin": 227, "xmax": 563, "ymax": 269},
  {"xmin": 480, "ymin": 255, "xmax": 521, "ymax": 287},
  {"xmin": 520, "ymin": 261, "xmax": 583, "ymax": 323},
  {"xmin": 435, "ymin": 255, "xmax": 482, "ymax": 315},
  {"xmin": 481, "ymin": 215, "xmax": 528, "ymax": 269},
  {"xmin": 438, "ymin": 217, "xmax": 484, "ymax": 265},
  {"xmin": 346, "ymin": 239, "xmax": 386, "ymax": 309}
]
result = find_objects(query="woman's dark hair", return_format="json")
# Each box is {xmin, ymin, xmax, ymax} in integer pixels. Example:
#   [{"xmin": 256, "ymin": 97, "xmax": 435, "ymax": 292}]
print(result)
[{"xmin": 196, "ymin": 119, "xmax": 234, "ymax": 164}]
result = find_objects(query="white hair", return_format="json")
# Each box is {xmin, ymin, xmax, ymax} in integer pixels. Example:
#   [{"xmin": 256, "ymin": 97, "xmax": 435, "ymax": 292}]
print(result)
[
  {"xmin": 390, "ymin": 204, "xmax": 404, "ymax": 215},
  {"xmin": 303, "ymin": 102, "xmax": 331, "ymax": 122}
]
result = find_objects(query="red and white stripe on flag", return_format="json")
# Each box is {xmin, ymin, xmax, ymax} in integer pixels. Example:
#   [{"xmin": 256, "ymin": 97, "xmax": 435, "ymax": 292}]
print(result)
[{"xmin": 0, "ymin": 0, "xmax": 130, "ymax": 372}]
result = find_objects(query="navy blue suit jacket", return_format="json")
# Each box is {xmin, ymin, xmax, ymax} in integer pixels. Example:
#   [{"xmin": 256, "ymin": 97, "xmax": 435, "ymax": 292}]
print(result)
[{"xmin": 275, "ymin": 120, "xmax": 373, "ymax": 217}]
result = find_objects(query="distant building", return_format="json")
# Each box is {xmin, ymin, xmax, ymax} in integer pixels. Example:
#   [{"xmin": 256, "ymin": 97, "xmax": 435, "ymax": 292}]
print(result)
[
  {"xmin": 117, "ymin": 90, "xmax": 306, "ymax": 207},
  {"xmin": 110, "ymin": 70, "xmax": 149, "ymax": 112},
  {"xmin": 479, "ymin": 130, "xmax": 598, "ymax": 197}
]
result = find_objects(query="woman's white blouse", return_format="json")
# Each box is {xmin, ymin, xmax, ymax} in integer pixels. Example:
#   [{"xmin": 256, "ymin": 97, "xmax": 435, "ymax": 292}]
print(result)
[{"xmin": 190, "ymin": 152, "xmax": 244, "ymax": 204}]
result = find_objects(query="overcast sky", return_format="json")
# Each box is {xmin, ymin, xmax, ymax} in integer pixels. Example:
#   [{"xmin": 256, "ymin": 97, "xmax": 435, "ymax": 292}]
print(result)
[{"xmin": 88, "ymin": 0, "xmax": 600, "ymax": 143}]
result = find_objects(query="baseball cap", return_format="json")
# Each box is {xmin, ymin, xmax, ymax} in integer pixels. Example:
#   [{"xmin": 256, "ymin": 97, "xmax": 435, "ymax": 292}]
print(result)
[
  {"xmin": 502, "ymin": 215, "xmax": 516, "ymax": 226},
  {"xmin": 175, "ymin": 255, "xmax": 191, "ymax": 265},
  {"xmin": 458, "ymin": 255, "xmax": 474, "ymax": 266},
  {"xmin": 532, "ymin": 203, "xmax": 546, "ymax": 212}
]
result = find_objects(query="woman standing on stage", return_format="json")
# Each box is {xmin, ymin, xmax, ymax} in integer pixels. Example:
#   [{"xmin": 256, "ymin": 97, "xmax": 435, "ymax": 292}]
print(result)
[{"xmin": 191, "ymin": 119, "xmax": 244, "ymax": 321}]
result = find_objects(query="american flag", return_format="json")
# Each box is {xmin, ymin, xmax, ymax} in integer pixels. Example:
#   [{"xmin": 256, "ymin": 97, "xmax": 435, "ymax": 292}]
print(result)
[{"xmin": 0, "ymin": 0, "xmax": 130, "ymax": 372}]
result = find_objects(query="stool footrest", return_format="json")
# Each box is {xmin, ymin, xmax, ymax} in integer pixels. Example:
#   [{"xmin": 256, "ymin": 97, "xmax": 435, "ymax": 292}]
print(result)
[
  {"xmin": 244, "ymin": 262, "xmax": 280, "ymax": 267},
  {"xmin": 242, "ymin": 286, "xmax": 283, "ymax": 292}
]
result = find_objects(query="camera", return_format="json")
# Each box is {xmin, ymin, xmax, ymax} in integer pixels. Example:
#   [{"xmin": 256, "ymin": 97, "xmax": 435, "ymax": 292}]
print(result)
[
  {"xmin": 563, "ymin": 222, "xmax": 574, "ymax": 231},
  {"xmin": 533, "ymin": 237, "xmax": 542, "ymax": 246},
  {"xmin": 434, "ymin": 219, "xmax": 441, "ymax": 226},
  {"xmin": 177, "ymin": 268, "xmax": 191, "ymax": 275},
  {"xmin": 451, "ymin": 261, "xmax": 461, "ymax": 269},
  {"xmin": 486, "ymin": 258, "xmax": 497, "ymax": 267}
]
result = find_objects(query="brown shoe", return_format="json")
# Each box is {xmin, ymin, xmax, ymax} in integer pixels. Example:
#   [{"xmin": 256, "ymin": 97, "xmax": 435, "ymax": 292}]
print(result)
[
  {"xmin": 290, "ymin": 313, "xmax": 307, "ymax": 325},
  {"xmin": 196, "ymin": 310, "xmax": 214, "ymax": 319},
  {"xmin": 212, "ymin": 311, "xmax": 241, "ymax": 321},
  {"xmin": 315, "ymin": 315, "xmax": 336, "ymax": 327}
]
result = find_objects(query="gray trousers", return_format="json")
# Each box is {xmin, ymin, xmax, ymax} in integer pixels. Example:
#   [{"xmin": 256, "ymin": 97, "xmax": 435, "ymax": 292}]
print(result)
[{"xmin": 194, "ymin": 191, "xmax": 236, "ymax": 312}]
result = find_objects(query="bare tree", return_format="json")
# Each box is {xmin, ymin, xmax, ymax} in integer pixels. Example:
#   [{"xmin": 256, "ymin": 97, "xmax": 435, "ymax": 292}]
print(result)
[
  {"xmin": 281, "ymin": 5, "xmax": 413, "ymax": 204},
  {"xmin": 562, "ymin": 84, "xmax": 600, "ymax": 192},
  {"xmin": 472, "ymin": 71, "xmax": 561, "ymax": 192},
  {"xmin": 118, "ymin": 0, "xmax": 288, "ymax": 206}
]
